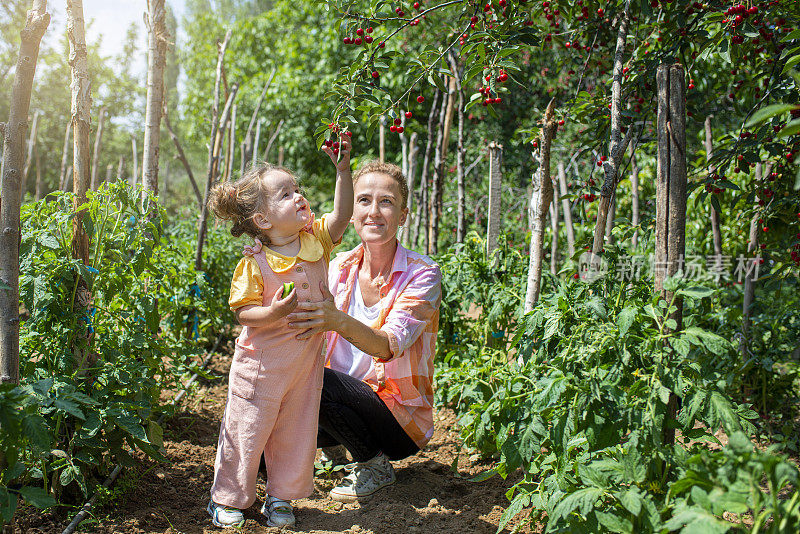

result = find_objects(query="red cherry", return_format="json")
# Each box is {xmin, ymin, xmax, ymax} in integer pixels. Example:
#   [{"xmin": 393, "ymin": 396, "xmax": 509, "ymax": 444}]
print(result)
[
  {"xmin": 597, "ymin": 8, "xmax": 604, "ymax": 15},
  {"xmin": 394, "ymin": 117, "xmax": 402, "ymax": 125},
  {"xmin": 367, "ymin": 27, "xmax": 373, "ymax": 33},
  {"xmin": 405, "ymin": 111, "xmax": 412, "ymax": 118},
  {"xmin": 558, "ymin": 119, "xmax": 565, "ymax": 126},
  {"xmin": 365, "ymin": 36, "xmax": 373, "ymax": 44},
  {"xmin": 390, "ymin": 125, "xmax": 397, "ymax": 132},
  {"xmin": 763, "ymin": 227, "xmax": 769, "ymax": 232},
  {"xmin": 332, "ymin": 141, "xmax": 340, "ymax": 149},
  {"xmin": 378, "ymin": 41, "xmax": 386, "ymax": 48},
  {"xmin": 413, "ymin": 1, "xmax": 420, "ymax": 8},
  {"xmin": 354, "ymin": 37, "xmax": 362, "ymax": 45},
  {"xmin": 356, "ymin": 28, "xmax": 364, "ymax": 36},
  {"xmin": 396, "ymin": 126, "xmax": 404, "ymax": 133},
  {"xmin": 372, "ymin": 71, "xmax": 379, "ymax": 78},
  {"xmin": 343, "ymin": 36, "xmax": 352, "ymax": 44},
  {"xmin": 417, "ymin": 95, "xmax": 425, "ymax": 103}
]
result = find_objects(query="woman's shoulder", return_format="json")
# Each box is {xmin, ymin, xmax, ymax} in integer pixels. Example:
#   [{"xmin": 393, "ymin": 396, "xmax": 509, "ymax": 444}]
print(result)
[{"xmin": 400, "ymin": 245, "xmax": 440, "ymax": 273}]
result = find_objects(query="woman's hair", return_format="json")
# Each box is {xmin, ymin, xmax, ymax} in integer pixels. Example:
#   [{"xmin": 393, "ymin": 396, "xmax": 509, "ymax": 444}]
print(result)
[
  {"xmin": 352, "ymin": 160, "xmax": 409, "ymax": 209},
  {"xmin": 207, "ymin": 163, "xmax": 294, "ymax": 238}
]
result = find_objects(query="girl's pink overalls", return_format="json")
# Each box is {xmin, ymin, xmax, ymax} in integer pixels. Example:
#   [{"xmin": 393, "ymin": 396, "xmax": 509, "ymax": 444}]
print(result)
[{"xmin": 210, "ymin": 245, "xmax": 328, "ymax": 508}]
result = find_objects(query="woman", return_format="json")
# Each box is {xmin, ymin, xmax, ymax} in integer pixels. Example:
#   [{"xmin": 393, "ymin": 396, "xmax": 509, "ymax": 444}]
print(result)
[{"xmin": 286, "ymin": 160, "xmax": 441, "ymax": 502}]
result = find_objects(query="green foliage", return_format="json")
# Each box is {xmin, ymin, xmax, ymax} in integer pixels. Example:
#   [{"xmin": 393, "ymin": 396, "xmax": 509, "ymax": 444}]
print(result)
[
  {"xmin": 0, "ymin": 182, "xmax": 235, "ymax": 518},
  {"xmin": 435, "ymin": 234, "xmax": 800, "ymax": 533}
]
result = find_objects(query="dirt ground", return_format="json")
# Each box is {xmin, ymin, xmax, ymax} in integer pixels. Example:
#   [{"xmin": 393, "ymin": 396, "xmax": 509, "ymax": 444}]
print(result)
[{"xmin": 14, "ymin": 340, "xmax": 531, "ymax": 534}]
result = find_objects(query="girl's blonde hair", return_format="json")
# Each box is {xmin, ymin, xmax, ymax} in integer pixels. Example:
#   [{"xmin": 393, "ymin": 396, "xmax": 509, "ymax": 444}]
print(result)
[
  {"xmin": 352, "ymin": 160, "xmax": 409, "ymax": 209},
  {"xmin": 208, "ymin": 163, "xmax": 295, "ymax": 238}
]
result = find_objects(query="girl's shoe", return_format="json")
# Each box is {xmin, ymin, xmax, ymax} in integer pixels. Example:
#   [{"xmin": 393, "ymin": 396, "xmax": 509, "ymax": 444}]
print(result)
[
  {"xmin": 329, "ymin": 452, "xmax": 395, "ymax": 502},
  {"xmin": 207, "ymin": 500, "xmax": 245, "ymax": 528},
  {"xmin": 261, "ymin": 495, "xmax": 296, "ymax": 527}
]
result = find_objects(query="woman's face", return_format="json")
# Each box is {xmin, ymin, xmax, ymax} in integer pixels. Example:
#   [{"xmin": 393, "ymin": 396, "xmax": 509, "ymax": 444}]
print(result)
[{"xmin": 352, "ymin": 172, "xmax": 408, "ymax": 246}]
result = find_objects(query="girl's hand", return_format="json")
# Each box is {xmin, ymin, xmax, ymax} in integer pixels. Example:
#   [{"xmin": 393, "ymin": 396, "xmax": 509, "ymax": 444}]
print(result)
[
  {"xmin": 321, "ymin": 131, "xmax": 352, "ymax": 173},
  {"xmin": 286, "ymin": 281, "xmax": 340, "ymax": 340},
  {"xmin": 269, "ymin": 285, "xmax": 298, "ymax": 318}
]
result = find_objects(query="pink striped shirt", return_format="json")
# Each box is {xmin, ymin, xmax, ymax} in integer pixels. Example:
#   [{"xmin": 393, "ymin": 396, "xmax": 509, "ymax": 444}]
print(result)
[{"xmin": 325, "ymin": 242, "xmax": 441, "ymax": 448}]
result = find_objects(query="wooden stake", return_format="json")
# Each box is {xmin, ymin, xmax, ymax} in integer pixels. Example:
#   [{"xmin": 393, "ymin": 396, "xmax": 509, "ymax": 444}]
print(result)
[
  {"xmin": 486, "ymin": 142, "xmax": 503, "ymax": 257},
  {"xmin": 630, "ymin": 145, "xmax": 640, "ymax": 249},
  {"xmin": 142, "ymin": 0, "xmax": 168, "ymax": 204},
  {"xmin": 430, "ymin": 78, "xmax": 456, "ymax": 254},
  {"xmin": 403, "ymin": 132, "xmax": 419, "ymax": 248},
  {"xmin": 704, "ymin": 116, "xmax": 723, "ymax": 257},
  {"xmin": 58, "ymin": 121, "xmax": 72, "ymax": 191},
  {"xmin": 654, "ymin": 63, "xmax": 687, "ymax": 447},
  {"xmin": 379, "ymin": 115, "xmax": 385, "ymax": 164},
  {"xmin": 90, "ymin": 107, "xmax": 106, "ymax": 191},
  {"xmin": 550, "ymin": 198, "xmax": 559, "ymax": 275},
  {"xmin": 557, "ymin": 162, "xmax": 575, "ymax": 258},
  {"xmin": 21, "ymin": 110, "xmax": 40, "ymax": 201}
]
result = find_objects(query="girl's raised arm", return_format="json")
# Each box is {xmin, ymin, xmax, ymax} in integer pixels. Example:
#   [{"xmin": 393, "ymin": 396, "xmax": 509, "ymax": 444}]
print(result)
[{"xmin": 322, "ymin": 133, "xmax": 354, "ymax": 243}]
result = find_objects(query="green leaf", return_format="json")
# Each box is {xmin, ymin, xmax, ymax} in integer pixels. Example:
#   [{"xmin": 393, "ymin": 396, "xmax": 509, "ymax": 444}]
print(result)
[
  {"xmin": 112, "ymin": 414, "xmax": 149, "ymax": 443},
  {"xmin": 617, "ymin": 306, "xmax": 637, "ymax": 337},
  {"xmin": 550, "ymin": 487, "xmax": 604, "ymax": 524},
  {"xmin": 617, "ymin": 487, "xmax": 643, "ymax": 516},
  {"xmin": 745, "ymin": 103, "xmax": 798, "ymax": 127},
  {"xmin": 677, "ymin": 287, "xmax": 714, "ymax": 299},
  {"xmin": 18, "ymin": 487, "xmax": 56, "ymax": 509},
  {"xmin": 664, "ymin": 504, "xmax": 732, "ymax": 533},
  {"xmin": 596, "ymin": 510, "xmax": 633, "ymax": 533},
  {"xmin": 777, "ymin": 118, "xmax": 800, "ymax": 138}
]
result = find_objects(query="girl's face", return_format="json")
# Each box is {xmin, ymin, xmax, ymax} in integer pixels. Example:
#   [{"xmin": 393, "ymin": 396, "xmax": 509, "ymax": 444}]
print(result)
[
  {"xmin": 352, "ymin": 172, "xmax": 408, "ymax": 246},
  {"xmin": 254, "ymin": 170, "xmax": 311, "ymax": 236}
]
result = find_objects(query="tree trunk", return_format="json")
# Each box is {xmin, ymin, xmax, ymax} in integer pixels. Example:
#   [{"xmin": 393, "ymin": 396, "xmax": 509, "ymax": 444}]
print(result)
[
  {"xmin": 452, "ymin": 60, "xmax": 466, "ymax": 243},
  {"xmin": 557, "ymin": 162, "xmax": 575, "ymax": 258},
  {"xmin": 141, "ymin": 0, "xmax": 168, "ymax": 204},
  {"xmin": 430, "ymin": 79, "xmax": 455, "ymax": 255},
  {"xmin": 105, "ymin": 164, "xmax": 113, "ymax": 186},
  {"xmin": 263, "ymin": 119, "xmax": 283, "ymax": 163},
  {"xmin": 21, "ymin": 110, "xmax": 40, "ymax": 202},
  {"xmin": 89, "ymin": 107, "xmax": 105, "ymax": 191},
  {"xmin": 604, "ymin": 193, "xmax": 616, "ymax": 245},
  {"xmin": 486, "ymin": 142, "xmax": 503, "ymax": 257},
  {"xmin": 116, "ymin": 156, "xmax": 123, "ymax": 183},
  {"xmin": 194, "ymin": 28, "xmax": 233, "ymax": 271},
  {"xmin": 630, "ymin": 145, "xmax": 640, "ymax": 248},
  {"xmin": 704, "ymin": 116, "xmax": 723, "ymax": 257},
  {"xmin": 277, "ymin": 145, "xmax": 284, "ymax": 166},
  {"xmin": 591, "ymin": 0, "xmax": 633, "ymax": 256},
  {"xmin": 741, "ymin": 163, "xmax": 768, "ymax": 360},
  {"xmin": 251, "ymin": 117, "xmax": 261, "ymax": 169},
  {"xmin": 655, "ymin": 63, "xmax": 687, "ymax": 448},
  {"xmin": 58, "ymin": 120, "xmax": 72, "ymax": 191},
  {"xmin": 415, "ymin": 90, "xmax": 441, "ymax": 252},
  {"xmin": 225, "ymin": 104, "xmax": 237, "ymax": 182},
  {"xmin": 130, "ymin": 135, "xmax": 138, "ymax": 188},
  {"xmin": 241, "ymin": 69, "xmax": 275, "ymax": 172},
  {"xmin": 524, "ymin": 100, "xmax": 558, "ymax": 312},
  {"xmin": 163, "ymin": 106, "xmax": 202, "ymax": 208}
]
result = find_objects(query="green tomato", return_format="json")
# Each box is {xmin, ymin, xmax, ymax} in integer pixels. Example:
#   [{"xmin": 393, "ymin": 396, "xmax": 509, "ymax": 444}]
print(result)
[{"xmin": 282, "ymin": 281, "xmax": 295, "ymax": 298}]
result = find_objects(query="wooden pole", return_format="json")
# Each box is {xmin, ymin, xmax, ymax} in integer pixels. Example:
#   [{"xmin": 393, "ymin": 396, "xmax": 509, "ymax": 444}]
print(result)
[
  {"xmin": 741, "ymin": 163, "xmax": 770, "ymax": 360},
  {"xmin": 415, "ymin": 90, "xmax": 440, "ymax": 251},
  {"xmin": 163, "ymin": 105, "xmax": 202, "ymax": 208},
  {"xmin": 67, "ymin": 0, "xmax": 92, "ymax": 267},
  {"xmin": 450, "ymin": 54, "xmax": 467, "ymax": 244},
  {"xmin": 58, "ymin": 120, "xmax": 72, "ymax": 191},
  {"xmin": 550, "ymin": 200, "xmax": 559, "ymax": 275},
  {"xmin": 486, "ymin": 142, "xmax": 503, "ymax": 257},
  {"xmin": 630, "ymin": 145, "xmax": 640, "ymax": 248},
  {"xmin": 379, "ymin": 115, "xmax": 385, "ymax": 163},
  {"xmin": 195, "ymin": 29, "xmax": 233, "ymax": 271},
  {"xmin": 21, "ymin": 110, "xmax": 40, "ymax": 201},
  {"xmin": 524, "ymin": 100, "xmax": 558, "ymax": 312},
  {"xmin": 557, "ymin": 162, "xmax": 575, "ymax": 257},
  {"xmin": 430, "ymin": 79, "xmax": 455, "ymax": 254},
  {"xmin": 141, "ymin": 0, "xmax": 169, "ymax": 203},
  {"xmin": 704, "ymin": 116, "xmax": 723, "ymax": 258},
  {"xmin": 277, "ymin": 145, "xmax": 284, "ymax": 166},
  {"xmin": 241, "ymin": 69, "xmax": 275, "ymax": 172},
  {"xmin": 263, "ymin": 119, "xmax": 283, "ymax": 163},
  {"xmin": 654, "ymin": 63, "xmax": 687, "ymax": 447},
  {"xmin": 89, "ymin": 107, "xmax": 105, "ymax": 191}
]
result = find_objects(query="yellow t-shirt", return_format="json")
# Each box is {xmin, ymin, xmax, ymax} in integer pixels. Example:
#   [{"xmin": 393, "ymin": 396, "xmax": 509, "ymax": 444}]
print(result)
[{"xmin": 229, "ymin": 215, "xmax": 337, "ymax": 311}]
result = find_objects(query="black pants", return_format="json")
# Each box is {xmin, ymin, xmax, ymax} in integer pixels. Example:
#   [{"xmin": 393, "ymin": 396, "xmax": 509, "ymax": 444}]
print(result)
[{"xmin": 317, "ymin": 368, "xmax": 419, "ymax": 462}]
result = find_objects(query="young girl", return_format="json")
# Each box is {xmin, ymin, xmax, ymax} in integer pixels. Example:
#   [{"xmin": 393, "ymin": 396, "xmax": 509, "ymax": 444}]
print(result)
[{"xmin": 205, "ymin": 135, "xmax": 352, "ymax": 528}]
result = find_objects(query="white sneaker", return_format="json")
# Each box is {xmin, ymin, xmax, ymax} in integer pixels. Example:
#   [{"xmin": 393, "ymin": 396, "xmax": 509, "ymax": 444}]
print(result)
[
  {"xmin": 207, "ymin": 500, "xmax": 244, "ymax": 528},
  {"xmin": 260, "ymin": 495, "xmax": 296, "ymax": 528},
  {"xmin": 319, "ymin": 445, "xmax": 349, "ymax": 465},
  {"xmin": 329, "ymin": 452, "xmax": 396, "ymax": 503}
]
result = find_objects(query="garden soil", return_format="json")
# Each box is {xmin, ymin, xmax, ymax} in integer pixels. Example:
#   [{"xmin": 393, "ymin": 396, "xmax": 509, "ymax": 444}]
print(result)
[{"xmin": 14, "ymin": 340, "xmax": 533, "ymax": 534}]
